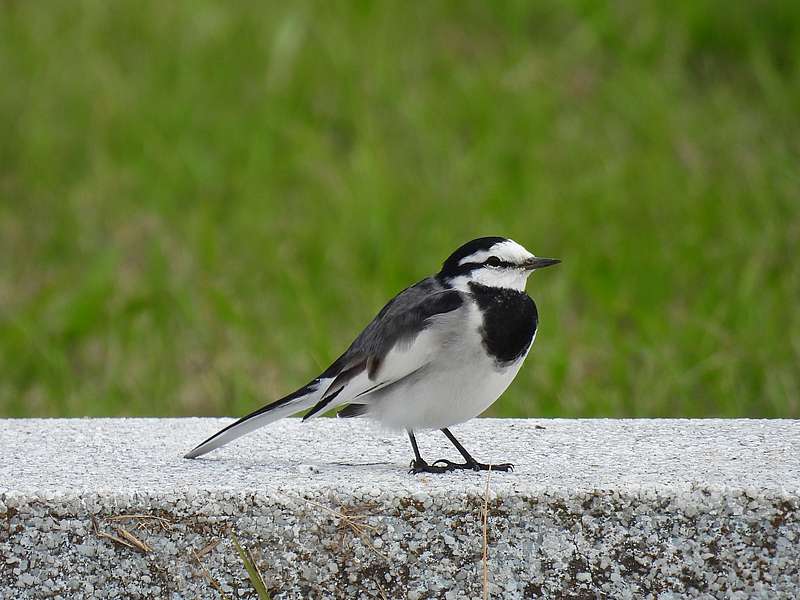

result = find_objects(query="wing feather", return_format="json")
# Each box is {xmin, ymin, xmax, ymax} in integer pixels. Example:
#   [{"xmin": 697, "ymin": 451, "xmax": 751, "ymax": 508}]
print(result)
[{"xmin": 303, "ymin": 285, "xmax": 463, "ymax": 419}]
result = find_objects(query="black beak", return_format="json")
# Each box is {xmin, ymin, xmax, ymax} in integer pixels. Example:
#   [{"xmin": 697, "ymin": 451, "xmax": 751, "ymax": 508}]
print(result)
[{"xmin": 523, "ymin": 257, "xmax": 561, "ymax": 270}]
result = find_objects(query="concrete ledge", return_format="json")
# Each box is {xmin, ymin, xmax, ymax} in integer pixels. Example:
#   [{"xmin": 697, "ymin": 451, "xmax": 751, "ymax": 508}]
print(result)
[{"xmin": 1, "ymin": 418, "xmax": 799, "ymax": 599}]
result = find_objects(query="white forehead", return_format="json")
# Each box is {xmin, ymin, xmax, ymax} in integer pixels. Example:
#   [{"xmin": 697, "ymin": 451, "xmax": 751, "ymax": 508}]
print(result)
[{"xmin": 458, "ymin": 239, "xmax": 534, "ymax": 266}]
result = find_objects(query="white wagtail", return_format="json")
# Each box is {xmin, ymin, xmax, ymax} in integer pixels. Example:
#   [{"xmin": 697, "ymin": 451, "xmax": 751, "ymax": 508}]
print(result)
[{"xmin": 185, "ymin": 237, "xmax": 559, "ymax": 473}]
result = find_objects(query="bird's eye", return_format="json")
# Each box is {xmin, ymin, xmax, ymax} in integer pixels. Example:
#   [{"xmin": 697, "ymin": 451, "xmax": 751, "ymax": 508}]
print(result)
[{"xmin": 486, "ymin": 256, "xmax": 502, "ymax": 267}]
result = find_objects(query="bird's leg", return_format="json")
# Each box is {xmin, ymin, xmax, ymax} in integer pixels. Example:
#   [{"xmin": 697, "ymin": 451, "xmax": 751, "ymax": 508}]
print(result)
[
  {"xmin": 407, "ymin": 430, "xmax": 448, "ymax": 474},
  {"xmin": 431, "ymin": 428, "xmax": 514, "ymax": 472}
]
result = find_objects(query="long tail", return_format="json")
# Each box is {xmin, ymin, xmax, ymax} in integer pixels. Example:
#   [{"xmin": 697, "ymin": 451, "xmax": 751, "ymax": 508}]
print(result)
[{"xmin": 183, "ymin": 378, "xmax": 330, "ymax": 459}]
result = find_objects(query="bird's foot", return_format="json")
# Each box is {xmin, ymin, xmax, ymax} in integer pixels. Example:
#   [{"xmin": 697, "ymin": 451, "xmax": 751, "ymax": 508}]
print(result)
[
  {"xmin": 409, "ymin": 459, "xmax": 514, "ymax": 474},
  {"xmin": 432, "ymin": 459, "xmax": 514, "ymax": 472},
  {"xmin": 409, "ymin": 459, "xmax": 450, "ymax": 474}
]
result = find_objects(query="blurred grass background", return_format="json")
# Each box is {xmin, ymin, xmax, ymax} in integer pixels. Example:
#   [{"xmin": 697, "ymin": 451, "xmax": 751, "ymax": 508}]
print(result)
[{"xmin": 1, "ymin": 1, "xmax": 798, "ymax": 419}]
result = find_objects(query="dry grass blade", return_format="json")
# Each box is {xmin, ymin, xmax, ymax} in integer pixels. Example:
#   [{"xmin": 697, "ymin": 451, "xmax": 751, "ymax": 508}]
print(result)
[
  {"xmin": 302, "ymin": 498, "xmax": 379, "ymax": 531},
  {"xmin": 482, "ymin": 465, "xmax": 492, "ymax": 600},
  {"xmin": 376, "ymin": 581, "xmax": 389, "ymax": 600},
  {"xmin": 195, "ymin": 537, "xmax": 221, "ymax": 558},
  {"xmin": 115, "ymin": 526, "xmax": 152, "ymax": 553},
  {"xmin": 108, "ymin": 514, "xmax": 173, "ymax": 531},
  {"xmin": 92, "ymin": 517, "xmax": 135, "ymax": 551},
  {"xmin": 191, "ymin": 548, "xmax": 231, "ymax": 600},
  {"xmin": 296, "ymin": 496, "xmax": 387, "ymax": 561},
  {"xmin": 231, "ymin": 533, "xmax": 272, "ymax": 600},
  {"xmin": 96, "ymin": 530, "xmax": 136, "ymax": 550}
]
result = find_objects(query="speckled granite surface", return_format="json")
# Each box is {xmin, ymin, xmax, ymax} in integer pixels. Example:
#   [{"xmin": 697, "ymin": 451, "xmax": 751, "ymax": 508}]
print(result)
[{"xmin": 1, "ymin": 418, "xmax": 799, "ymax": 599}]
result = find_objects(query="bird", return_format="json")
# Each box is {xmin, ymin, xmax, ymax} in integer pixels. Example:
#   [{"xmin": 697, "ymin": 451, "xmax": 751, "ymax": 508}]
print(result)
[{"xmin": 184, "ymin": 236, "xmax": 559, "ymax": 473}]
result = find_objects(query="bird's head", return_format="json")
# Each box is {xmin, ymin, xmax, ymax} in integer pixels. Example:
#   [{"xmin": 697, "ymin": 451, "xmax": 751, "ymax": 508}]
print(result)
[{"xmin": 438, "ymin": 236, "xmax": 560, "ymax": 292}]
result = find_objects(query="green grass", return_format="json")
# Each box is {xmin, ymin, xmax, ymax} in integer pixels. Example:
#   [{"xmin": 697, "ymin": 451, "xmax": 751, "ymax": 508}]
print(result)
[
  {"xmin": 1, "ymin": 1, "xmax": 799, "ymax": 419},
  {"xmin": 232, "ymin": 534, "xmax": 272, "ymax": 600}
]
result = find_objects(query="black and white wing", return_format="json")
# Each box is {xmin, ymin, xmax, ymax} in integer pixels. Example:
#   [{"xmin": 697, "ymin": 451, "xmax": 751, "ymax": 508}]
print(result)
[
  {"xmin": 184, "ymin": 277, "xmax": 463, "ymax": 458},
  {"xmin": 303, "ymin": 278, "xmax": 464, "ymax": 419}
]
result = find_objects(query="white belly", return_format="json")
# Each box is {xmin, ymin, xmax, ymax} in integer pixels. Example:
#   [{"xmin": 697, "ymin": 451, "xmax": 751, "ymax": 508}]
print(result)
[{"xmin": 369, "ymin": 304, "xmax": 533, "ymax": 430}]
